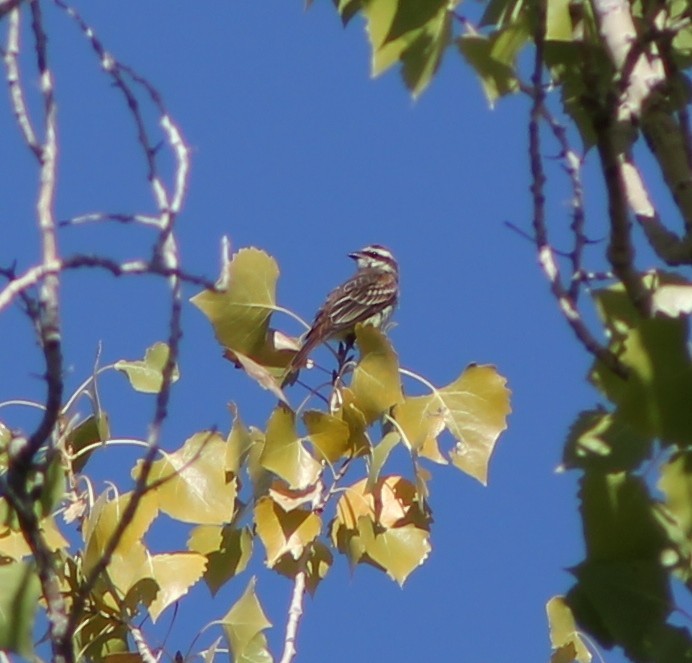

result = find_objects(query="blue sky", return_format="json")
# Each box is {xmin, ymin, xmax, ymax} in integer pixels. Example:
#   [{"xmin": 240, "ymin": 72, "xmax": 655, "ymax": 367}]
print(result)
[{"xmin": 0, "ymin": 1, "xmax": 644, "ymax": 661}]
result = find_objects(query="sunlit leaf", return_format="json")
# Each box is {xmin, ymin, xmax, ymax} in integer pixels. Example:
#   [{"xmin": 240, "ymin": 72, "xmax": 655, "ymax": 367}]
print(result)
[
  {"xmin": 362, "ymin": 0, "xmax": 455, "ymax": 97},
  {"xmin": 0, "ymin": 562, "xmax": 40, "ymax": 656},
  {"xmin": 395, "ymin": 364, "xmax": 511, "ymax": 485},
  {"xmin": 226, "ymin": 405, "xmax": 254, "ymax": 475},
  {"xmin": 546, "ymin": 596, "xmax": 592, "ymax": 663},
  {"xmin": 221, "ymin": 577, "xmax": 273, "ymax": 663},
  {"xmin": 191, "ymin": 248, "xmax": 289, "ymax": 373},
  {"xmin": 331, "ymin": 476, "xmax": 431, "ymax": 582},
  {"xmin": 303, "ymin": 410, "xmax": 351, "ymax": 464},
  {"xmin": 0, "ymin": 516, "xmax": 67, "ymax": 560},
  {"xmin": 83, "ymin": 490, "xmax": 159, "ymax": 576},
  {"xmin": 132, "ymin": 432, "xmax": 236, "ymax": 525},
  {"xmin": 147, "ymin": 552, "xmax": 207, "ymax": 622},
  {"xmin": 254, "ymin": 496, "xmax": 321, "ymax": 567},
  {"xmin": 351, "ymin": 326, "xmax": 403, "ymax": 424},
  {"xmin": 115, "ymin": 342, "xmax": 179, "ymax": 393},
  {"xmin": 260, "ymin": 405, "xmax": 321, "ymax": 490},
  {"xmin": 357, "ymin": 515, "xmax": 431, "ymax": 585},
  {"xmin": 456, "ymin": 25, "xmax": 524, "ymax": 106}
]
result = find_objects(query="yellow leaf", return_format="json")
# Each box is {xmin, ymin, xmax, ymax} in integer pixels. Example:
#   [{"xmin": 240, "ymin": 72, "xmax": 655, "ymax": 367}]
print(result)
[
  {"xmin": 133, "ymin": 432, "xmax": 236, "ymax": 525},
  {"xmin": 303, "ymin": 410, "xmax": 351, "ymax": 464},
  {"xmin": 358, "ymin": 516, "xmax": 431, "ymax": 586},
  {"xmin": 188, "ymin": 525, "xmax": 253, "ymax": 596},
  {"xmin": 395, "ymin": 364, "xmax": 511, "ymax": 485},
  {"xmin": 221, "ymin": 577, "xmax": 272, "ymax": 662},
  {"xmin": 147, "ymin": 552, "xmax": 207, "ymax": 622},
  {"xmin": 351, "ymin": 326, "xmax": 403, "ymax": 424},
  {"xmin": 191, "ymin": 248, "xmax": 287, "ymax": 368},
  {"xmin": 254, "ymin": 496, "xmax": 321, "ymax": 567},
  {"xmin": 83, "ymin": 490, "xmax": 159, "ymax": 575},
  {"xmin": 332, "ymin": 476, "xmax": 431, "ymax": 582},
  {"xmin": 546, "ymin": 596, "xmax": 592, "ymax": 663},
  {"xmin": 260, "ymin": 405, "xmax": 321, "ymax": 490}
]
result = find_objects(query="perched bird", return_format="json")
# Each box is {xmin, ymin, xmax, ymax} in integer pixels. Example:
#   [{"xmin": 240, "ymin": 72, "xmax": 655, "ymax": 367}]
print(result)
[{"xmin": 282, "ymin": 244, "xmax": 399, "ymax": 386}]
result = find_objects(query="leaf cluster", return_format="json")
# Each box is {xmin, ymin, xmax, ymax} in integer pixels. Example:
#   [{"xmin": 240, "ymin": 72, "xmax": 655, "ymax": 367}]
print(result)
[{"xmin": 0, "ymin": 246, "xmax": 511, "ymax": 661}]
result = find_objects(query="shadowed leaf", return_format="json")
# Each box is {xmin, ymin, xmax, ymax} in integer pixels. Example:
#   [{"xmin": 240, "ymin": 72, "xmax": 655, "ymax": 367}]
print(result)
[
  {"xmin": 0, "ymin": 562, "xmax": 40, "ymax": 656},
  {"xmin": 304, "ymin": 410, "xmax": 351, "ymax": 464},
  {"xmin": 254, "ymin": 496, "xmax": 321, "ymax": 567},
  {"xmin": 546, "ymin": 596, "xmax": 592, "ymax": 663},
  {"xmin": 275, "ymin": 541, "xmax": 333, "ymax": 595},
  {"xmin": 188, "ymin": 525, "xmax": 254, "ymax": 596}
]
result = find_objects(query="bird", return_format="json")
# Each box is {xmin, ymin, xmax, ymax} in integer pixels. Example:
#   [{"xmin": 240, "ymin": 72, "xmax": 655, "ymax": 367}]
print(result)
[{"xmin": 282, "ymin": 244, "xmax": 399, "ymax": 386}]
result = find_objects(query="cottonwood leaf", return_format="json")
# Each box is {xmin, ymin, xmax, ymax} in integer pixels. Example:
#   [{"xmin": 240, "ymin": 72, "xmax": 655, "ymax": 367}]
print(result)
[
  {"xmin": 546, "ymin": 596, "xmax": 592, "ymax": 663},
  {"xmin": 0, "ymin": 562, "xmax": 40, "ymax": 656},
  {"xmin": 115, "ymin": 342, "xmax": 179, "ymax": 393},
  {"xmin": 274, "ymin": 541, "xmax": 333, "ymax": 596},
  {"xmin": 188, "ymin": 525, "xmax": 253, "ymax": 596},
  {"xmin": 357, "ymin": 516, "xmax": 431, "ymax": 586},
  {"xmin": 147, "ymin": 552, "xmax": 207, "ymax": 622},
  {"xmin": 132, "ymin": 432, "xmax": 236, "ymax": 525},
  {"xmin": 192, "ymin": 248, "xmax": 289, "ymax": 372},
  {"xmin": 366, "ymin": 431, "xmax": 400, "ymax": 492},
  {"xmin": 0, "ymin": 516, "xmax": 67, "ymax": 560},
  {"xmin": 331, "ymin": 476, "xmax": 430, "ymax": 581},
  {"xmin": 351, "ymin": 326, "xmax": 403, "ymax": 424},
  {"xmin": 64, "ymin": 413, "xmax": 110, "ymax": 473},
  {"xmin": 592, "ymin": 275, "xmax": 692, "ymax": 444},
  {"xmin": 83, "ymin": 490, "xmax": 159, "ymax": 575},
  {"xmin": 260, "ymin": 405, "xmax": 321, "ymax": 490},
  {"xmin": 221, "ymin": 577, "xmax": 273, "ymax": 663},
  {"xmin": 254, "ymin": 496, "xmax": 321, "ymax": 567},
  {"xmin": 303, "ymin": 410, "xmax": 351, "ymax": 464},
  {"xmin": 395, "ymin": 364, "xmax": 511, "ymax": 485}
]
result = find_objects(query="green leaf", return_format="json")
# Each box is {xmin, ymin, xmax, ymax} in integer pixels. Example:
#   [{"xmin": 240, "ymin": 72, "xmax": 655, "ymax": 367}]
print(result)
[
  {"xmin": 568, "ymin": 560, "xmax": 692, "ymax": 662},
  {"xmin": 0, "ymin": 562, "xmax": 41, "ymax": 656},
  {"xmin": 115, "ymin": 342, "xmax": 180, "ymax": 393},
  {"xmin": 562, "ymin": 407, "xmax": 652, "ymax": 472},
  {"xmin": 579, "ymin": 472, "xmax": 668, "ymax": 561},
  {"xmin": 456, "ymin": 25, "xmax": 525, "ymax": 106},
  {"xmin": 362, "ymin": 0, "xmax": 455, "ymax": 97},
  {"xmin": 133, "ymin": 431, "xmax": 236, "ymax": 525},
  {"xmin": 188, "ymin": 525, "xmax": 254, "ymax": 596},
  {"xmin": 260, "ymin": 405, "xmax": 322, "ymax": 490},
  {"xmin": 591, "ymin": 277, "xmax": 692, "ymax": 445},
  {"xmin": 351, "ymin": 325, "xmax": 403, "ymax": 425},
  {"xmin": 64, "ymin": 413, "xmax": 110, "ymax": 473},
  {"xmin": 221, "ymin": 577, "xmax": 273, "ymax": 663}
]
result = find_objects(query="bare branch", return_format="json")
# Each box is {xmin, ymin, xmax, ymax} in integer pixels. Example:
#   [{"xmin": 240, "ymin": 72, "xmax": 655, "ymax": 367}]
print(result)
[
  {"xmin": 3, "ymin": 8, "xmax": 41, "ymax": 158},
  {"xmin": 279, "ymin": 550, "xmax": 308, "ymax": 663}
]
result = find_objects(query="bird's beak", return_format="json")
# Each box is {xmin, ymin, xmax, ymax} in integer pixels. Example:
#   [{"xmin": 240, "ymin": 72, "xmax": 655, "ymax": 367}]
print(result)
[{"xmin": 348, "ymin": 250, "xmax": 361, "ymax": 261}]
